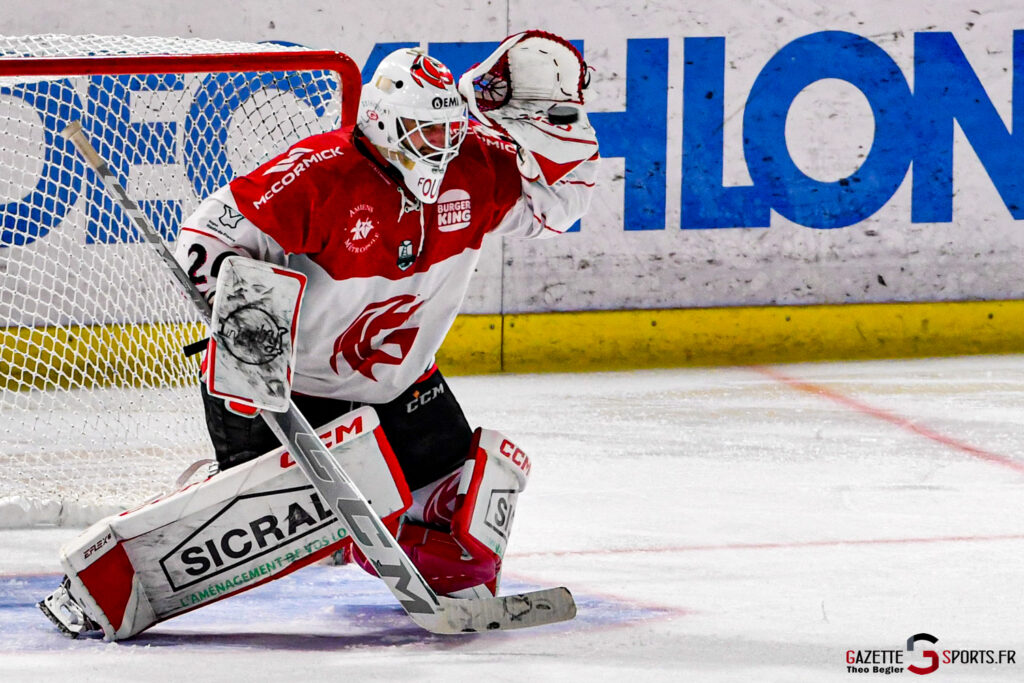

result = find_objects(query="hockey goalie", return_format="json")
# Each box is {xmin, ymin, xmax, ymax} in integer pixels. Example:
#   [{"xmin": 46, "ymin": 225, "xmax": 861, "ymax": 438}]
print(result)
[{"xmin": 39, "ymin": 31, "xmax": 599, "ymax": 640}]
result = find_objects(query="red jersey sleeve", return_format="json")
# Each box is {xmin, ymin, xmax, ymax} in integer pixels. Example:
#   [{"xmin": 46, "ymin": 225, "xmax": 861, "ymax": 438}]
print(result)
[
  {"xmin": 457, "ymin": 123, "xmax": 598, "ymax": 239},
  {"xmin": 459, "ymin": 124, "xmax": 524, "ymax": 227}
]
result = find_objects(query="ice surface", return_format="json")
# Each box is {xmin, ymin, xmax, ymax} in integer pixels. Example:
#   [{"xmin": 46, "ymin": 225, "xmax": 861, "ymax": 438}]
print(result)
[{"xmin": 2, "ymin": 356, "xmax": 1024, "ymax": 681}]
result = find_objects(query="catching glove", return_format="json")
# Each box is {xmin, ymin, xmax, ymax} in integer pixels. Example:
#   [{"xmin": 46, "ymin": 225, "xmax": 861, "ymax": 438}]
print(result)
[{"xmin": 458, "ymin": 30, "xmax": 599, "ymax": 185}]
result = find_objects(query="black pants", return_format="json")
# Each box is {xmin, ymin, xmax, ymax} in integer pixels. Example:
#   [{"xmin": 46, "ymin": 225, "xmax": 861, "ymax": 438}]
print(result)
[{"xmin": 200, "ymin": 368, "xmax": 472, "ymax": 491}]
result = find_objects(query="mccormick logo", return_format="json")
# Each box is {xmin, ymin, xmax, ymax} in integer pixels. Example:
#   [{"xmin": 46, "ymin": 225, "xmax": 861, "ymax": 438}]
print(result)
[
  {"xmin": 436, "ymin": 188, "xmax": 471, "ymax": 232},
  {"xmin": 478, "ymin": 131, "xmax": 517, "ymax": 156},
  {"xmin": 253, "ymin": 146, "xmax": 343, "ymax": 208},
  {"xmin": 263, "ymin": 147, "xmax": 315, "ymax": 175}
]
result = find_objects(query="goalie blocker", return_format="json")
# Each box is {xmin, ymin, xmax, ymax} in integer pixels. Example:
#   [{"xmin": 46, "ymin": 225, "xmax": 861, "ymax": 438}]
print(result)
[
  {"xmin": 205, "ymin": 256, "xmax": 305, "ymax": 413},
  {"xmin": 40, "ymin": 408, "xmax": 533, "ymax": 640}
]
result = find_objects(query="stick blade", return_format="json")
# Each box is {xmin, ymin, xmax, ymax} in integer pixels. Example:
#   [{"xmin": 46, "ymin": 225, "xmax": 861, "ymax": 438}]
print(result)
[{"xmin": 433, "ymin": 587, "xmax": 576, "ymax": 633}]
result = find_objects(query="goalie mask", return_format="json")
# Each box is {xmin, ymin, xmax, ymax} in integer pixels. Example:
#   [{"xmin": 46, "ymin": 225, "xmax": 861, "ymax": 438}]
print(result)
[{"xmin": 358, "ymin": 48, "xmax": 468, "ymax": 203}]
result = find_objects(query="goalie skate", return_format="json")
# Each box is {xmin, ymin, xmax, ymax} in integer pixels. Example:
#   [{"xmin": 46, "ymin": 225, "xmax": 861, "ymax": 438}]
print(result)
[{"xmin": 38, "ymin": 576, "xmax": 100, "ymax": 639}]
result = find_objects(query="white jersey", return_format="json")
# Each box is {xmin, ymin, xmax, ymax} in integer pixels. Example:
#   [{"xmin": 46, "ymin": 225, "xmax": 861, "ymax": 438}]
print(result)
[{"xmin": 175, "ymin": 124, "xmax": 597, "ymax": 403}]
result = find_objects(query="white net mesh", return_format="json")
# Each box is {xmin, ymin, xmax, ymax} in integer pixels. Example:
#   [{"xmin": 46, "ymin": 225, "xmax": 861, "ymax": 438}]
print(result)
[{"xmin": 0, "ymin": 34, "xmax": 351, "ymax": 526}]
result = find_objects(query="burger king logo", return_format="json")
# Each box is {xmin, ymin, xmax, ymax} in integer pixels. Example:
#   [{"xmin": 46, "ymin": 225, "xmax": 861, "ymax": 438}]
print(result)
[{"xmin": 436, "ymin": 189, "xmax": 471, "ymax": 232}]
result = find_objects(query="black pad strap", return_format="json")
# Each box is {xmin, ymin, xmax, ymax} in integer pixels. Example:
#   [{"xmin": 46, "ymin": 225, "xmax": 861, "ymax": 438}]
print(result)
[{"xmin": 183, "ymin": 337, "xmax": 209, "ymax": 357}]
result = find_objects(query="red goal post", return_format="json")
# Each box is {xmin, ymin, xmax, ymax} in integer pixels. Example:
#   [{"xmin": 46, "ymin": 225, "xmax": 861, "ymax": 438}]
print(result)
[{"xmin": 0, "ymin": 50, "xmax": 362, "ymax": 124}]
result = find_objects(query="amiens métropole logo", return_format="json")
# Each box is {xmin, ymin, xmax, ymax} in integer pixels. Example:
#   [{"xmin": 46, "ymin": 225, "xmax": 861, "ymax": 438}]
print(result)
[{"xmin": 846, "ymin": 634, "xmax": 1017, "ymax": 675}]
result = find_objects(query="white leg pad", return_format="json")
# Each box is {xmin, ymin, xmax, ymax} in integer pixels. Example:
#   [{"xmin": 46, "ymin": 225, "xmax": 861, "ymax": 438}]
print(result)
[
  {"xmin": 450, "ymin": 429, "xmax": 531, "ymax": 570},
  {"xmin": 57, "ymin": 406, "xmax": 410, "ymax": 640}
]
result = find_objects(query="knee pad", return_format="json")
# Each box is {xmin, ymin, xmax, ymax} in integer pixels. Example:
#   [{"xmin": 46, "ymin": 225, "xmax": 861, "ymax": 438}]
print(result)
[
  {"xmin": 353, "ymin": 521, "xmax": 500, "ymax": 598},
  {"xmin": 354, "ymin": 427, "xmax": 531, "ymax": 598}
]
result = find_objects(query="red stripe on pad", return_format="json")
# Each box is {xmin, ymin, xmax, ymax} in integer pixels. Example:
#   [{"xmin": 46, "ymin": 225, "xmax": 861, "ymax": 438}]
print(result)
[{"xmin": 77, "ymin": 542, "xmax": 135, "ymax": 632}]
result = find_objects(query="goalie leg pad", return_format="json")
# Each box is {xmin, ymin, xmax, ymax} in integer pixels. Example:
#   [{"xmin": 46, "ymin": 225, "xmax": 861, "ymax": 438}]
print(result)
[
  {"xmin": 350, "ymin": 518, "xmax": 500, "ymax": 598},
  {"xmin": 450, "ymin": 428, "xmax": 530, "ymax": 572},
  {"xmin": 353, "ymin": 428, "xmax": 531, "ymax": 598},
  {"xmin": 44, "ymin": 406, "xmax": 410, "ymax": 641}
]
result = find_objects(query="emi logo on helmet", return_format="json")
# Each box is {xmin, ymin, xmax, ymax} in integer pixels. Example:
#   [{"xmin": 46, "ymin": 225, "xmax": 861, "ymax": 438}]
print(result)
[{"xmin": 431, "ymin": 95, "xmax": 461, "ymax": 109}]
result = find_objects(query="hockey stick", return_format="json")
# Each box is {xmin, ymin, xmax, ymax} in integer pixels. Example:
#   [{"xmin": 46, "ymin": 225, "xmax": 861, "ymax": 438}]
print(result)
[{"xmin": 61, "ymin": 120, "xmax": 575, "ymax": 634}]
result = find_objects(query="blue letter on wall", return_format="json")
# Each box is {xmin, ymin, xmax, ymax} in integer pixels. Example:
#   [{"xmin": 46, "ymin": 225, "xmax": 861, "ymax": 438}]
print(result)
[
  {"xmin": 744, "ymin": 31, "xmax": 915, "ymax": 229},
  {"xmin": 681, "ymin": 37, "xmax": 770, "ymax": 229},
  {"xmin": 0, "ymin": 80, "xmax": 83, "ymax": 247},
  {"xmin": 684, "ymin": 32, "xmax": 917, "ymax": 230},
  {"xmin": 912, "ymin": 31, "xmax": 1024, "ymax": 222},
  {"xmin": 590, "ymin": 39, "xmax": 668, "ymax": 230}
]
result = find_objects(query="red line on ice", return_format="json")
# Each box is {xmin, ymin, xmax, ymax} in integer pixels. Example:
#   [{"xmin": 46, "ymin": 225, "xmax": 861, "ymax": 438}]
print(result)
[
  {"xmin": 512, "ymin": 533, "xmax": 1024, "ymax": 559},
  {"xmin": 753, "ymin": 365, "xmax": 1024, "ymax": 475}
]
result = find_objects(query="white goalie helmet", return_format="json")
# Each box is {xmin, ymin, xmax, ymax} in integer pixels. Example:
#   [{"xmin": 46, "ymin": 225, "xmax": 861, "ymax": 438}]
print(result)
[{"xmin": 358, "ymin": 48, "xmax": 469, "ymax": 203}]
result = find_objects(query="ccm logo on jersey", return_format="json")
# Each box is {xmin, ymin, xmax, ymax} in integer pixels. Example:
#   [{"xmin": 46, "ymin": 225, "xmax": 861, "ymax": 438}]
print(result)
[
  {"xmin": 279, "ymin": 415, "xmax": 365, "ymax": 469},
  {"xmin": 499, "ymin": 439, "xmax": 531, "ymax": 476},
  {"xmin": 253, "ymin": 146, "xmax": 343, "ymax": 208},
  {"xmin": 159, "ymin": 488, "xmax": 337, "ymax": 590},
  {"xmin": 436, "ymin": 189, "xmax": 471, "ymax": 232},
  {"xmin": 406, "ymin": 384, "xmax": 444, "ymax": 413}
]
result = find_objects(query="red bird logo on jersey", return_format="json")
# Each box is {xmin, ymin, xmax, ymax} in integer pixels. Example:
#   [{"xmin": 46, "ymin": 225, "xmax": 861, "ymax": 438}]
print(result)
[
  {"xmin": 331, "ymin": 295, "xmax": 424, "ymax": 380},
  {"xmin": 409, "ymin": 54, "xmax": 454, "ymax": 89}
]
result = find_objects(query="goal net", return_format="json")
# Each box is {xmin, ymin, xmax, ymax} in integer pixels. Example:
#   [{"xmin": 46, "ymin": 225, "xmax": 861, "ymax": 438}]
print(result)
[{"xmin": 0, "ymin": 34, "xmax": 360, "ymax": 527}]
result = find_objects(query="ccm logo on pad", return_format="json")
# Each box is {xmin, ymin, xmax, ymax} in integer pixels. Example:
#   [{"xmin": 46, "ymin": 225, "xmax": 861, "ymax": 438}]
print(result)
[
  {"xmin": 280, "ymin": 415, "xmax": 365, "ymax": 469},
  {"xmin": 499, "ymin": 439, "xmax": 531, "ymax": 476}
]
